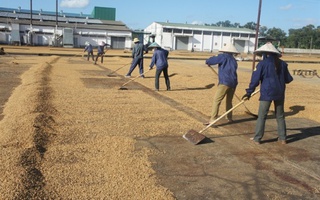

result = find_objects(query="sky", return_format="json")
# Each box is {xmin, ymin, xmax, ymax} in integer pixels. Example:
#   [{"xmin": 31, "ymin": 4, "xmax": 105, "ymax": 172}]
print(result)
[{"xmin": 2, "ymin": 0, "xmax": 320, "ymax": 34}]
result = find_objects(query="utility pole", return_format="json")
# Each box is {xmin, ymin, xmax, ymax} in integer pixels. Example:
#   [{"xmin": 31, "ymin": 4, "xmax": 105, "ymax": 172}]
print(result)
[
  {"xmin": 30, "ymin": 0, "xmax": 32, "ymax": 27},
  {"xmin": 252, "ymin": 0, "xmax": 262, "ymax": 71},
  {"xmin": 310, "ymin": 37, "xmax": 313, "ymax": 56},
  {"xmin": 29, "ymin": 0, "xmax": 33, "ymax": 46},
  {"xmin": 54, "ymin": 0, "xmax": 58, "ymax": 46}
]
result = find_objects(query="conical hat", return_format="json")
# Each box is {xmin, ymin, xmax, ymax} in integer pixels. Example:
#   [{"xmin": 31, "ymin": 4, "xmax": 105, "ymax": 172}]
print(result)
[
  {"xmin": 219, "ymin": 43, "xmax": 239, "ymax": 54},
  {"xmin": 148, "ymin": 42, "xmax": 161, "ymax": 48},
  {"xmin": 133, "ymin": 38, "xmax": 140, "ymax": 43},
  {"xmin": 254, "ymin": 42, "xmax": 281, "ymax": 56}
]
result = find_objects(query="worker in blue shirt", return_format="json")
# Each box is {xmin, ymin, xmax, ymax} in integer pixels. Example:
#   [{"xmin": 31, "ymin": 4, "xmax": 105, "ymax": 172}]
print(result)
[
  {"xmin": 84, "ymin": 41, "xmax": 94, "ymax": 61},
  {"xmin": 204, "ymin": 43, "xmax": 239, "ymax": 125},
  {"xmin": 125, "ymin": 38, "xmax": 148, "ymax": 78},
  {"xmin": 148, "ymin": 42, "xmax": 170, "ymax": 91},
  {"xmin": 242, "ymin": 42, "xmax": 293, "ymax": 145},
  {"xmin": 94, "ymin": 41, "xmax": 109, "ymax": 65}
]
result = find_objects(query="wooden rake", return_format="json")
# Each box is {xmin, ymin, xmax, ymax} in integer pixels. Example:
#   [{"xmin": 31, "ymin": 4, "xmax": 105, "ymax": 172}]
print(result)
[
  {"xmin": 118, "ymin": 68, "xmax": 153, "ymax": 90},
  {"xmin": 183, "ymin": 89, "xmax": 260, "ymax": 145}
]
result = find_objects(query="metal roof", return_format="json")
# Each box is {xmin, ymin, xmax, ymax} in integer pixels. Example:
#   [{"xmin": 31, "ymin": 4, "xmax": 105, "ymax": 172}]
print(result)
[
  {"xmin": 0, "ymin": 7, "xmax": 91, "ymax": 18},
  {"xmin": 156, "ymin": 22, "xmax": 255, "ymax": 34},
  {"xmin": 0, "ymin": 7, "xmax": 131, "ymax": 32}
]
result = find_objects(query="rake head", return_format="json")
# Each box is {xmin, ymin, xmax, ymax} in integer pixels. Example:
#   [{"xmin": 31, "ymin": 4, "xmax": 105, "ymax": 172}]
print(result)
[{"xmin": 183, "ymin": 129, "xmax": 206, "ymax": 145}]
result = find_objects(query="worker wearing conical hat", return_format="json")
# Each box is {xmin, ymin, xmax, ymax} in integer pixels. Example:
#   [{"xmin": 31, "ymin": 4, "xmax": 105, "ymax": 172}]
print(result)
[
  {"xmin": 204, "ymin": 43, "xmax": 240, "ymax": 125},
  {"xmin": 242, "ymin": 42, "xmax": 293, "ymax": 145}
]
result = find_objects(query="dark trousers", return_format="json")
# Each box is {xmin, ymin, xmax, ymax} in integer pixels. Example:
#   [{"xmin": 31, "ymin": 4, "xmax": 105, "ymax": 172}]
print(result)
[
  {"xmin": 127, "ymin": 57, "xmax": 144, "ymax": 76},
  {"xmin": 87, "ymin": 51, "xmax": 94, "ymax": 61},
  {"xmin": 155, "ymin": 68, "xmax": 170, "ymax": 90},
  {"xmin": 95, "ymin": 53, "xmax": 104, "ymax": 64},
  {"xmin": 254, "ymin": 100, "xmax": 287, "ymax": 142}
]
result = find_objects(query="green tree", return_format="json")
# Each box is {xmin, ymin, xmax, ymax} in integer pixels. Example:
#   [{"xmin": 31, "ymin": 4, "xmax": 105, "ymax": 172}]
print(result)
[
  {"xmin": 287, "ymin": 24, "xmax": 319, "ymax": 49},
  {"xmin": 259, "ymin": 26, "xmax": 268, "ymax": 37},
  {"xmin": 216, "ymin": 20, "xmax": 233, "ymax": 27},
  {"xmin": 242, "ymin": 22, "xmax": 257, "ymax": 30},
  {"xmin": 266, "ymin": 27, "xmax": 287, "ymax": 47}
]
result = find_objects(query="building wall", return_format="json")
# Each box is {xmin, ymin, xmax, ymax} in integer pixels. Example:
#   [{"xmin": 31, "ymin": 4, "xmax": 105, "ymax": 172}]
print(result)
[
  {"xmin": 0, "ymin": 22, "xmax": 131, "ymax": 48},
  {"xmin": 144, "ymin": 22, "xmax": 256, "ymax": 53},
  {"xmin": 0, "ymin": 6, "xmax": 131, "ymax": 48}
]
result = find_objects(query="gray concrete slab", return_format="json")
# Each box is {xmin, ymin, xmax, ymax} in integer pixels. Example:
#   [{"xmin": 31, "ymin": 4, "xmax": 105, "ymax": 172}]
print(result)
[{"xmin": 136, "ymin": 116, "xmax": 320, "ymax": 199}]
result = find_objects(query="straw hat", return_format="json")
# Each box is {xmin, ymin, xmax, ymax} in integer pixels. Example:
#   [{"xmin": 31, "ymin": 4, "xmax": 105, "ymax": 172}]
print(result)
[
  {"xmin": 147, "ymin": 42, "xmax": 161, "ymax": 48},
  {"xmin": 99, "ymin": 41, "xmax": 105, "ymax": 46},
  {"xmin": 133, "ymin": 38, "xmax": 140, "ymax": 43},
  {"xmin": 219, "ymin": 43, "xmax": 239, "ymax": 54},
  {"xmin": 85, "ymin": 41, "xmax": 89, "ymax": 46},
  {"xmin": 254, "ymin": 42, "xmax": 281, "ymax": 56}
]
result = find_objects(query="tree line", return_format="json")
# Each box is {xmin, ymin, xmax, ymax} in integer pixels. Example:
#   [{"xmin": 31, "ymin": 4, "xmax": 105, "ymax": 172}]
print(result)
[{"xmin": 204, "ymin": 20, "xmax": 320, "ymax": 49}]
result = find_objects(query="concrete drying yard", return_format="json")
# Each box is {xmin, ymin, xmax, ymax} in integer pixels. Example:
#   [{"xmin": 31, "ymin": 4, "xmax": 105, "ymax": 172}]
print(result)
[{"xmin": 0, "ymin": 46, "xmax": 319, "ymax": 199}]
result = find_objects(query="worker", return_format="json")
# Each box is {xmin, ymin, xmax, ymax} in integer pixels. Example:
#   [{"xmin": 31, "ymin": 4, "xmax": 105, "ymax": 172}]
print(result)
[
  {"xmin": 242, "ymin": 42, "xmax": 293, "ymax": 145},
  {"xmin": 203, "ymin": 43, "xmax": 240, "ymax": 126},
  {"xmin": 94, "ymin": 41, "xmax": 109, "ymax": 65},
  {"xmin": 125, "ymin": 38, "xmax": 148, "ymax": 78},
  {"xmin": 84, "ymin": 41, "xmax": 94, "ymax": 61},
  {"xmin": 148, "ymin": 42, "xmax": 171, "ymax": 91}
]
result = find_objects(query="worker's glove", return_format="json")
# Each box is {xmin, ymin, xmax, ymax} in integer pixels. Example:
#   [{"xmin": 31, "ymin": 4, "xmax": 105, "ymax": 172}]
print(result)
[{"xmin": 242, "ymin": 94, "xmax": 251, "ymax": 101}]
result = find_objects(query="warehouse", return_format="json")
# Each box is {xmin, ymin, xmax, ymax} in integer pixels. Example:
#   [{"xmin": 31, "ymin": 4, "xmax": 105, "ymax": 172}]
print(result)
[
  {"xmin": 0, "ymin": 6, "xmax": 132, "ymax": 49},
  {"xmin": 144, "ymin": 22, "xmax": 256, "ymax": 53}
]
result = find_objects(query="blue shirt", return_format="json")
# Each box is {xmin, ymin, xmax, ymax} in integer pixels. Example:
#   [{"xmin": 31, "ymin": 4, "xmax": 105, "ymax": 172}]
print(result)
[
  {"xmin": 97, "ymin": 44, "xmax": 107, "ymax": 54},
  {"xmin": 246, "ymin": 55, "xmax": 293, "ymax": 101},
  {"xmin": 84, "ymin": 44, "xmax": 93, "ymax": 52},
  {"xmin": 132, "ymin": 43, "xmax": 148, "ymax": 59},
  {"xmin": 149, "ymin": 48, "xmax": 169, "ymax": 70},
  {"xmin": 205, "ymin": 53, "xmax": 238, "ymax": 88}
]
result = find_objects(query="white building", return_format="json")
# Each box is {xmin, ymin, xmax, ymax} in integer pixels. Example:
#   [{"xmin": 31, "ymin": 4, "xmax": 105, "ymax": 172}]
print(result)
[
  {"xmin": 0, "ymin": 7, "xmax": 133, "ymax": 49},
  {"xmin": 144, "ymin": 22, "xmax": 257, "ymax": 53}
]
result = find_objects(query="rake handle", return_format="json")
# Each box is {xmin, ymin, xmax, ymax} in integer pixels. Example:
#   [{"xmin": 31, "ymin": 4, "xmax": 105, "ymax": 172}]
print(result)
[
  {"xmin": 199, "ymin": 88, "xmax": 260, "ymax": 134},
  {"xmin": 108, "ymin": 62, "xmax": 132, "ymax": 76},
  {"xmin": 120, "ymin": 68, "xmax": 153, "ymax": 88}
]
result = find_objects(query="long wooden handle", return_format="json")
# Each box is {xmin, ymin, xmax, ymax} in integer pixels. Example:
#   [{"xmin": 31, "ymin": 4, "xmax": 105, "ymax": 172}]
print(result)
[
  {"xmin": 108, "ymin": 62, "xmax": 132, "ymax": 76},
  {"xmin": 120, "ymin": 69, "xmax": 153, "ymax": 87},
  {"xmin": 199, "ymin": 88, "xmax": 260, "ymax": 134}
]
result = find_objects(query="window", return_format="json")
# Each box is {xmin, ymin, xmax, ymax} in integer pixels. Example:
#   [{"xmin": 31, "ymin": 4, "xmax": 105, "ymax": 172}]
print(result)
[
  {"xmin": 222, "ymin": 32, "xmax": 230, "ymax": 36},
  {"xmin": 173, "ymin": 29, "xmax": 182, "ymax": 33},
  {"xmin": 203, "ymin": 31, "xmax": 211, "ymax": 35},
  {"xmin": 231, "ymin": 33, "xmax": 239, "ymax": 37},
  {"xmin": 184, "ymin": 29, "xmax": 192, "ymax": 34},
  {"xmin": 241, "ymin": 34, "xmax": 249, "ymax": 38},
  {"xmin": 163, "ymin": 28, "xmax": 172, "ymax": 33},
  {"xmin": 194, "ymin": 30, "xmax": 202, "ymax": 35}
]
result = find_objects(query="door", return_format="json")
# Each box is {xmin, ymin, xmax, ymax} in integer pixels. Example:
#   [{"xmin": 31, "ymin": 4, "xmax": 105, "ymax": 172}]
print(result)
[
  {"xmin": 175, "ymin": 36, "xmax": 189, "ymax": 50},
  {"xmin": 111, "ymin": 37, "xmax": 125, "ymax": 49}
]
